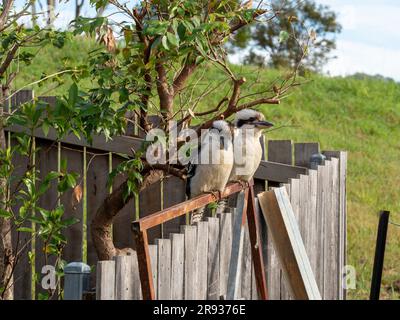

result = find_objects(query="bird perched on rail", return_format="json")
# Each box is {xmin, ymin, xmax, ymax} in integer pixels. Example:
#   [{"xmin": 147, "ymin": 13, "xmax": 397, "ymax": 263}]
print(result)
[
  {"xmin": 229, "ymin": 109, "xmax": 274, "ymax": 183},
  {"xmin": 186, "ymin": 120, "xmax": 234, "ymax": 224}
]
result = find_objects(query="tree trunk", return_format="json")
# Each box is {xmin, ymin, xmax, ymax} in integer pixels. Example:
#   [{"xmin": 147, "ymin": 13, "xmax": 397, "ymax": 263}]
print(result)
[
  {"xmin": 31, "ymin": 1, "xmax": 37, "ymax": 27},
  {"xmin": 0, "ymin": 86, "xmax": 14, "ymax": 300},
  {"xmin": 46, "ymin": 0, "xmax": 55, "ymax": 26},
  {"xmin": 75, "ymin": 0, "xmax": 84, "ymax": 21},
  {"xmin": 91, "ymin": 170, "xmax": 164, "ymax": 260}
]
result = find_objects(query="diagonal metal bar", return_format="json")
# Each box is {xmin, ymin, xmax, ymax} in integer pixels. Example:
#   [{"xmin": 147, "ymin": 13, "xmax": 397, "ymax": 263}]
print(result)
[
  {"xmin": 131, "ymin": 180, "xmax": 267, "ymax": 300},
  {"xmin": 246, "ymin": 185, "xmax": 268, "ymax": 300},
  {"xmin": 132, "ymin": 181, "xmax": 252, "ymax": 231}
]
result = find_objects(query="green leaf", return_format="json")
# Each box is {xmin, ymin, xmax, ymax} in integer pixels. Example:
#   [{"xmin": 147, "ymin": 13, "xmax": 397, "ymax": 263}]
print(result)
[
  {"xmin": 38, "ymin": 292, "xmax": 49, "ymax": 300},
  {"xmin": 166, "ymin": 32, "xmax": 179, "ymax": 47},
  {"xmin": 66, "ymin": 173, "xmax": 77, "ymax": 188},
  {"xmin": 177, "ymin": 23, "xmax": 186, "ymax": 40},
  {"xmin": 60, "ymin": 158, "xmax": 67, "ymax": 173},
  {"xmin": 68, "ymin": 83, "xmax": 78, "ymax": 108},
  {"xmin": 192, "ymin": 16, "xmax": 201, "ymax": 28},
  {"xmin": 161, "ymin": 35, "xmax": 169, "ymax": 50},
  {"xmin": 42, "ymin": 120, "xmax": 50, "ymax": 137},
  {"xmin": 119, "ymin": 87, "xmax": 129, "ymax": 103},
  {"xmin": 123, "ymin": 28, "xmax": 133, "ymax": 43},
  {"xmin": 279, "ymin": 30, "xmax": 289, "ymax": 43},
  {"xmin": 195, "ymin": 55, "xmax": 205, "ymax": 65},
  {"xmin": 28, "ymin": 251, "xmax": 35, "ymax": 264},
  {"xmin": 0, "ymin": 209, "xmax": 12, "ymax": 218},
  {"xmin": 17, "ymin": 227, "xmax": 34, "ymax": 233},
  {"xmin": 46, "ymin": 171, "xmax": 61, "ymax": 181},
  {"xmin": 207, "ymin": 202, "xmax": 218, "ymax": 210},
  {"xmin": 62, "ymin": 217, "xmax": 79, "ymax": 227}
]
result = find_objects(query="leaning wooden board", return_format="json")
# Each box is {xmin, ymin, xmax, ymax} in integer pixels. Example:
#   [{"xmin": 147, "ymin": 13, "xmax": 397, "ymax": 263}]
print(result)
[{"xmin": 257, "ymin": 187, "xmax": 321, "ymax": 300}]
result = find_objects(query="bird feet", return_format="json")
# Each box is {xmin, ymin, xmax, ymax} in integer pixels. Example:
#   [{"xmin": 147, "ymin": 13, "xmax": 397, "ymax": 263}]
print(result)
[
  {"xmin": 190, "ymin": 212, "xmax": 203, "ymax": 225},
  {"xmin": 204, "ymin": 190, "xmax": 222, "ymax": 201},
  {"xmin": 231, "ymin": 180, "xmax": 249, "ymax": 189}
]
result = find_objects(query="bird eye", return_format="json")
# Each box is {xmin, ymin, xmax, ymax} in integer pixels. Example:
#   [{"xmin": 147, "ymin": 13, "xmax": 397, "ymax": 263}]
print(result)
[{"xmin": 237, "ymin": 119, "xmax": 245, "ymax": 128}]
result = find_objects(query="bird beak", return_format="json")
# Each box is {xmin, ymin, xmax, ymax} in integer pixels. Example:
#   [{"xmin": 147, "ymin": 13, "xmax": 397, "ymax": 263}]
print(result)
[{"xmin": 252, "ymin": 120, "xmax": 274, "ymax": 128}]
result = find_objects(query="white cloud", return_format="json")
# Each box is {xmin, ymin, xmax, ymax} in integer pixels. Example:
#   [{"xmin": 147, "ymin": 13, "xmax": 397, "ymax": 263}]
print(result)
[
  {"xmin": 316, "ymin": 0, "xmax": 400, "ymax": 79},
  {"xmin": 324, "ymin": 39, "xmax": 400, "ymax": 80}
]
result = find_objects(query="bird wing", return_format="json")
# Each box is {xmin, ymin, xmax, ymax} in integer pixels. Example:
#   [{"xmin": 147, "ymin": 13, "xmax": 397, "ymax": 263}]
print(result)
[{"xmin": 185, "ymin": 161, "xmax": 197, "ymax": 198}]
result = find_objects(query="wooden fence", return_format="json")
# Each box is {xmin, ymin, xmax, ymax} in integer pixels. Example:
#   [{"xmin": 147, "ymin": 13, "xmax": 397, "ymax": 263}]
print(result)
[
  {"xmin": 96, "ymin": 207, "xmax": 260, "ymax": 300},
  {"xmin": 6, "ymin": 91, "xmax": 347, "ymax": 300},
  {"xmin": 95, "ymin": 148, "xmax": 347, "ymax": 300}
]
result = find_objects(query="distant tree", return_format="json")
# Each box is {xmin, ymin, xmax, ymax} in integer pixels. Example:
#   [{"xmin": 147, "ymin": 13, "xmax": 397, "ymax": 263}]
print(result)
[
  {"xmin": 75, "ymin": 0, "xmax": 85, "ymax": 20},
  {"xmin": 230, "ymin": 0, "xmax": 342, "ymax": 71},
  {"xmin": 46, "ymin": 0, "xmax": 55, "ymax": 26}
]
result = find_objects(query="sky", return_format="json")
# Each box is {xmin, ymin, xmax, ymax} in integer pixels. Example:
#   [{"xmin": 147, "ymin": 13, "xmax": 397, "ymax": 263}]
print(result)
[
  {"xmin": 317, "ymin": 0, "xmax": 400, "ymax": 80},
  {"xmin": 14, "ymin": 0, "xmax": 400, "ymax": 80}
]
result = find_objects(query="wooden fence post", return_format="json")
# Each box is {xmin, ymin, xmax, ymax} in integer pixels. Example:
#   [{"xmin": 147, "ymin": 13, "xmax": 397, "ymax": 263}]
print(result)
[
  {"xmin": 207, "ymin": 217, "xmax": 220, "ymax": 300},
  {"xmin": 294, "ymin": 143, "xmax": 319, "ymax": 168},
  {"xmin": 267, "ymin": 139, "xmax": 294, "ymax": 300},
  {"xmin": 170, "ymin": 233, "xmax": 184, "ymax": 300},
  {"xmin": 324, "ymin": 151, "xmax": 348, "ymax": 299},
  {"xmin": 96, "ymin": 260, "xmax": 116, "ymax": 300}
]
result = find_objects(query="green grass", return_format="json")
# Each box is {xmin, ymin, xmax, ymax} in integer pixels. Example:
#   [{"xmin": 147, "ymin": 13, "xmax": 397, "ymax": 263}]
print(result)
[{"xmin": 15, "ymin": 37, "xmax": 400, "ymax": 300}]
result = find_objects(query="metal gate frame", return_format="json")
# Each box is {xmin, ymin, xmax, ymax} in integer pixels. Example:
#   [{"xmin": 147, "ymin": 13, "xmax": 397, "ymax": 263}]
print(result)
[{"xmin": 131, "ymin": 180, "xmax": 268, "ymax": 300}]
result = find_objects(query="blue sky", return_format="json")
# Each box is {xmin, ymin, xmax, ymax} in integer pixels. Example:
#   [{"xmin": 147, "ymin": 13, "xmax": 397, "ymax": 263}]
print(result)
[
  {"xmin": 15, "ymin": 0, "xmax": 400, "ymax": 80},
  {"xmin": 318, "ymin": 0, "xmax": 400, "ymax": 79}
]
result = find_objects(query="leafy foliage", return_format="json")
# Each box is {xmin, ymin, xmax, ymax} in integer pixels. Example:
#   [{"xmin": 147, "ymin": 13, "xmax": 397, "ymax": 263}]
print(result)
[
  {"xmin": 0, "ymin": 1, "xmax": 87, "ymax": 299},
  {"xmin": 68, "ymin": 0, "xmax": 276, "ymax": 198},
  {"xmin": 0, "ymin": 99, "xmax": 82, "ymax": 298},
  {"xmin": 230, "ymin": 0, "xmax": 341, "ymax": 71}
]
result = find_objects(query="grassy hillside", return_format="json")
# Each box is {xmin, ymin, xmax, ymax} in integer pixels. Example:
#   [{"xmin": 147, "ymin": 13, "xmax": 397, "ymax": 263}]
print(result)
[{"xmin": 14, "ymin": 37, "xmax": 400, "ymax": 300}]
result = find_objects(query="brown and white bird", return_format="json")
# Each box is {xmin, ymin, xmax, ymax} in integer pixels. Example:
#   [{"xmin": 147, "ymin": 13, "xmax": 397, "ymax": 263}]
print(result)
[
  {"xmin": 186, "ymin": 120, "xmax": 234, "ymax": 224},
  {"xmin": 229, "ymin": 109, "xmax": 273, "ymax": 183}
]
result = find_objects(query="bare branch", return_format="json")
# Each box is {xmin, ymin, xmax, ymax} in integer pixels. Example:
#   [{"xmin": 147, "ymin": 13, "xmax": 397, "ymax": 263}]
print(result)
[
  {"xmin": 155, "ymin": 61, "xmax": 173, "ymax": 120},
  {"xmin": 237, "ymin": 97, "xmax": 280, "ymax": 110},
  {"xmin": 229, "ymin": 9, "xmax": 268, "ymax": 34},
  {"xmin": 0, "ymin": 0, "xmax": 14, "ymax": 31},
  {"xmin": 228, "ymin": 77, "xmax": 246, "ymax": 110},
  {"xmin": 196, "ymin": 97, "xmax": 228, "ymax": 117},
  {"xmin": 0, "ymin": 43, "xmax": 19, "ymax": 78},
  {"xmin": 172, "ymin": 61, "xmax": 197, "ymax": 95},
  {"xmin": 197, "ymin": 96, "xmax": 280, "ymax": 133}
]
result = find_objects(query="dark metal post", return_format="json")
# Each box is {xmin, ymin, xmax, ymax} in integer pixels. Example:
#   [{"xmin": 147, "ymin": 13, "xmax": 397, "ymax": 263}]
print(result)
[
  {"xmin": 64, "ymin": 262, "xmax": 91, "ymax": 300},
  {"xmin": 370, "ymin": 210, "xmax": 390, "ymax": 300}
]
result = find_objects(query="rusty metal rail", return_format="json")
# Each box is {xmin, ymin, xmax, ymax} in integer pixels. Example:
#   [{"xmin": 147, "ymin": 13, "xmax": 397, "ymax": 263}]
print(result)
[{"xmin": 131, "ymin": 180, "xmax": 268, "ymax": 300}]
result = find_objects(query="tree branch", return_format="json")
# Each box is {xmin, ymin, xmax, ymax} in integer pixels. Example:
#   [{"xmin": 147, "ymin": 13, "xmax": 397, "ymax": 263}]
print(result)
[
  {"xmin": 155, "ymin": 61, "xmax": 173, "ymax": 120},
  {"xmin": 0, "ymin": 0, "xmax": 14, "ymax": 31},
  {"xmin": 228, "ymin": 77, "xmax": 246, "ymax": 110},
  {"xmin": 237, "ymin": 97, "xmax": 280, "ymax": 110},
  {"xmin": 0, "ymin": 43, "xmax": 19, "ymax": 78},
  {"xmin": 172, "ymin": 61, "xmax": 197, "ymax": 95},
  {"xmin": 229, "ymin": 9, "xmax": 267, "ymax": 34},
  {"xmin": 197, "ymin": 96, "xmax": 280, "ymax": 133},
  {"xmin": 196, "ymin": 97, "xmax": 228, "ymax": 117},
  {"xmin": 91, "ymin": 164, "xmax": 186, "ymax": 260}
]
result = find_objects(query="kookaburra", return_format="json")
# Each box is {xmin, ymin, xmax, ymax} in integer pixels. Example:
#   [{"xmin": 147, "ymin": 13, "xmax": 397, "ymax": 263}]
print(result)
[
  {"xmin": 229, "ymin": 109, "xmax": 274, "ymax": 183},
  {"xmin": 186, "ymin": 120, "xmax": 234, "ymax": 224}
]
